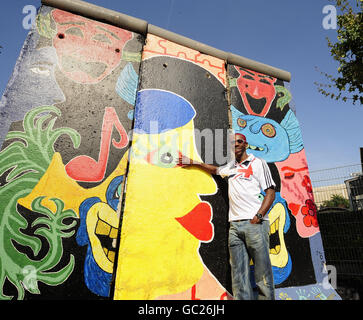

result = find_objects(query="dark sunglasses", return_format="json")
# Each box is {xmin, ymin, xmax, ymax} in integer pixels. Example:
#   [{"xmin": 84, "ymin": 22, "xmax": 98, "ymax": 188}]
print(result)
[{"xmin": 231, "ymin": 139, "xmax": 245, "ymax": 144}]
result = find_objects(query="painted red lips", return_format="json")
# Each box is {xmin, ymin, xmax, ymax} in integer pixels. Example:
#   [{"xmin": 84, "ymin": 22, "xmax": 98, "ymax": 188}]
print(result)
[{"xmin": 175, "ymin": 202, "xmax": 214, "ymax": 242}]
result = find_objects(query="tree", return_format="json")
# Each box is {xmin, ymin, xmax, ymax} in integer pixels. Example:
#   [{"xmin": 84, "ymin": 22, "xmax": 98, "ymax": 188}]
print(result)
[
  {"xmin": 321, "ymin": 194, "xmax": 350, "ymax": 208},
  {"xmin": 315, "ymin": 0, "xmax": 362, "ymax": 105}
]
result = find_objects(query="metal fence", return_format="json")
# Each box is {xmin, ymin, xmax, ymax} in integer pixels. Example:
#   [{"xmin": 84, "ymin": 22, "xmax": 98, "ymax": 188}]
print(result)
[
  {"xmin": 311, "ymin": 164, "xmax": 363, "ymax": 299},
  {"xmin": 310, "ymin": 164, "xmax": 363, "ymax": 210},
  {"xmin": 317, "ymin": 209, "xmax": 363, "ymax": 299}
]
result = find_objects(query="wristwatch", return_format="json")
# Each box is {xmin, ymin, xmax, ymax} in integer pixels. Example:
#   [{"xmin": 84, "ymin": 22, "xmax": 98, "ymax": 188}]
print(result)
[{"xmin": 255, "ymin": 213, "xmax": 263, "ymax": 221}]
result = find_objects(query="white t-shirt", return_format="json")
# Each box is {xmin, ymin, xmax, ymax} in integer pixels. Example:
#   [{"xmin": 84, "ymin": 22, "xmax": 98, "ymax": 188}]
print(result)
[{"xmin": 217, "ymin": 154, "xmax": 275, "ymax": 222}]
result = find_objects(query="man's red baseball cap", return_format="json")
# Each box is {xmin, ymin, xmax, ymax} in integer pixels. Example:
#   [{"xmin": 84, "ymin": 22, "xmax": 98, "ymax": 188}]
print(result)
[{"xmin": 235, "ymin": 133, "xmax": 247, "ymax": 143}]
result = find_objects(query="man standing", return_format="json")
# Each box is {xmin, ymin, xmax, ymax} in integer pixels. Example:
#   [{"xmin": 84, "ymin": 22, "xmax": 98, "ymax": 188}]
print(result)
[{"xmin": 178, "ymin": 133, "xmax": 276, "ymax": 300}]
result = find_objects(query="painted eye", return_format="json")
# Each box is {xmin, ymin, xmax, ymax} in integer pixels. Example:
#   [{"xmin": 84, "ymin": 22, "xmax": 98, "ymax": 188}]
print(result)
[
  {"xmin": 156, "ymin": 148, "xmax": 178, "ymax": 168},
  {"xmin": 259, "ymin": 78, "xmax": 272, "ymax": 85},
  {"xmin": 65, "ymin": 27, "xmax": 84, "ymax": 38},
  {"xmin": 92, "ymin": 33, "xmax": 112, "ymax": 44},
  {"xmin": 30, "ymin": 67, "xmax": 51, "ymax": 76},
  {"xmin": 237, "ymin": 118, "xmax": 247, "ymax": 128},
  {"xmin": 116, "ymin": 183, "xmax": 122, "ymax": 199},
  {"xmin": 145, "ymin": 146, "xmax": 179, "ymax": 169},
  {"xmin": 284, "ymin": 172, "xmax": 295, "ymax": 179},
  {"xmin": 261, "ymin": 123, "xmax": 276, "ymax": 138},
  {"xmin": 160, "ymin": 152, "xmax": 173, "ymax": 164},
  {"xmin": 242, "ymin": 74, "xmax": 254, "ymax": 80}
]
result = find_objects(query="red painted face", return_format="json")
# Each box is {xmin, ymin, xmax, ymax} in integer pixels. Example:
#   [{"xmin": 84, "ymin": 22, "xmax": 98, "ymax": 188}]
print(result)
[
  {"xmin": 52, "ymin": 9, "xmax": 133, "ymax": 84},
  {"xmin": 236, "ymin": 67, "xmax": 277, "ymax": 116}
]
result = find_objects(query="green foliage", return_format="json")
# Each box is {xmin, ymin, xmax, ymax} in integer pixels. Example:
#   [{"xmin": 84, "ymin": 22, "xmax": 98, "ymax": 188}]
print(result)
[
  {"xmin": 0, "ymin": 106, "xmax": 80, "ymax": 300},
  {"xmin": 321, "ymin": 194, "xmax": 350, "ymax": 208},
  {"xmin": 315, "ymin": 0, "xmax": 363, "ymax": 105}
]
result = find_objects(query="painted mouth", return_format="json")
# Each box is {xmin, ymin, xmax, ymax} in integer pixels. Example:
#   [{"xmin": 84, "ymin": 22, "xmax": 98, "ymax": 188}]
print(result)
[
  {"xmin": 247, "ymin": 144, "xmax": 265, "ymax": 152},
  {"xmin": 62, "ymin": 55, "xmax": 108, "ymax": 79},
  {"xmin": 267, "ymin": 202, "xmax": 291, "ymax": 283},
  {"xmin": 95, "ymin": 218, "xmax": 118, "ymax": 263},
  {"xmin": 175, "ymin": 202, "xmax": 213, "ymax": 242},
  {"xmin": 245, "ymin": 93, "xmax": 267, "ymax": 115},
  {"xmin": 269, "ymin": 217, "xmax": 281, "ymax": 255}
]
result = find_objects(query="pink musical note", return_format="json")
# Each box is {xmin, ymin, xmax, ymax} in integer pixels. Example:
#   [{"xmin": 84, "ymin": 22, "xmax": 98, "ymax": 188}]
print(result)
[{"xmin": 65, "ymin": 107, "xmax": 128, "ymax": 182}]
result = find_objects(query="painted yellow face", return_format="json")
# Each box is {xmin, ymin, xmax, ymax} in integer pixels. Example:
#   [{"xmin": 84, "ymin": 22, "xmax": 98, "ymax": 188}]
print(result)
[
  {"xmin": 268, "ymin": 202, "xmax": 289, "ymax": 268},
  {"xmin": 18, "ymin": 152, "xmax": 128, "ymax": 275},
  {"xmin": 114, "ymin": 120, "xmax": 217, "ymax": 300},
  {"xmin": 86, "ymin": 202, "xmax": 119, "ymax": 273},
  {"xmin": 18, "ymin": 152, "xmax": 127, "ymax": 216}
]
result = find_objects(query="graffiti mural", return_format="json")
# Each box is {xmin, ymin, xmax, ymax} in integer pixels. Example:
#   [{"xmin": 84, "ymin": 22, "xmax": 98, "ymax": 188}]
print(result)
[
  {"xmin": 0, "ymin": 31, "xmax": 64, "ymax": 149},
  {"xmin": 228, "ymin": 64, "xmax": 339, "ymax": 299},
  {"xmin": 0, "ymin": 3, "xmax": 339, "ymax": 301},
  {"xmin": 0, "ymin": 106, "xmax": 79, "ymax": 300},
  {"xmin": 0, "ymin": 5, "xmax": 143, "ymax": 299},
  {"xmin": 275, "ymin": 149, "xmax": 319, "ymax": 238},
  {"xmin": 113, "ymin": 34, "xmax": 232, "ymax": 300}
]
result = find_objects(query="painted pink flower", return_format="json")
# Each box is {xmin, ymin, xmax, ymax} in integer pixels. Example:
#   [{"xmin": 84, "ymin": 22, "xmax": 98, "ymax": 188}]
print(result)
[{"xmin": 301, "ymin": 199, "xmax": 318, "ymax": 228}]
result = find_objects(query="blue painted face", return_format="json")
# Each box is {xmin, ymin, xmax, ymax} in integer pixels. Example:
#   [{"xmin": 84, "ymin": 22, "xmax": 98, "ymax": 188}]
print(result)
[
  {"xmin": 231, "ymin": 106, "xmax": 303, "ymax": 162},
  {"xmin": 231, "ymin": 106, "xmax": 288, "ymax": 162},
  {"xmin": 76, "ymin": 175, "xmax": 123, "ymax": 297}
]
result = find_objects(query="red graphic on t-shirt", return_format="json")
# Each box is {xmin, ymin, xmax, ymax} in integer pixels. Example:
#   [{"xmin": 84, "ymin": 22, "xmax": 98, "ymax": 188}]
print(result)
[{"xmin": 232, "ymin": 164, "xmax": 253, "ymax": 180}]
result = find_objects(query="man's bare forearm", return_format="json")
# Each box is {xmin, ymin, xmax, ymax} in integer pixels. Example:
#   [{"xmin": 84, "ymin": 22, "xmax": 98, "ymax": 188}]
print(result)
[
  {"xmin": 178, "ymin": 156, "xmax": 218, "ymax": 175},
  {"xmin": 258, "ymin": 187, "xmax": 275, "ymax": 217},
  {"xmin": 190, "ymin": 161, "xmax": 218, "ymax": 175}
]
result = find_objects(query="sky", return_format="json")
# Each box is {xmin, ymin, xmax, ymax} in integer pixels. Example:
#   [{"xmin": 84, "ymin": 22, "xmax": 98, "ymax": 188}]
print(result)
[{"xmin": 0, "ymin": 0, "xmax": 362, "ymax": 173}]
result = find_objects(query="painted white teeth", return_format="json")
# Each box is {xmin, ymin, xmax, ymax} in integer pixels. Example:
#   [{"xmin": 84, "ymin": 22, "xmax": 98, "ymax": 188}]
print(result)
[
  {"xmin": 269, "ymin": 218, "xmax": 279, "ymax": 235},
  {"xmin": 270, "ymin": 245, "xmax": 281, "ymax": 255},
  {"xmin": 269, "ymin": 218, "xmax": 280, "ymax": 255},
  {"xmin": 248, "ymin": 145, "xmax": 264, "ymax": 151},
  {"xmin": 95, "ymin": 219, "xmax": 118, "ymax": 263}
]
